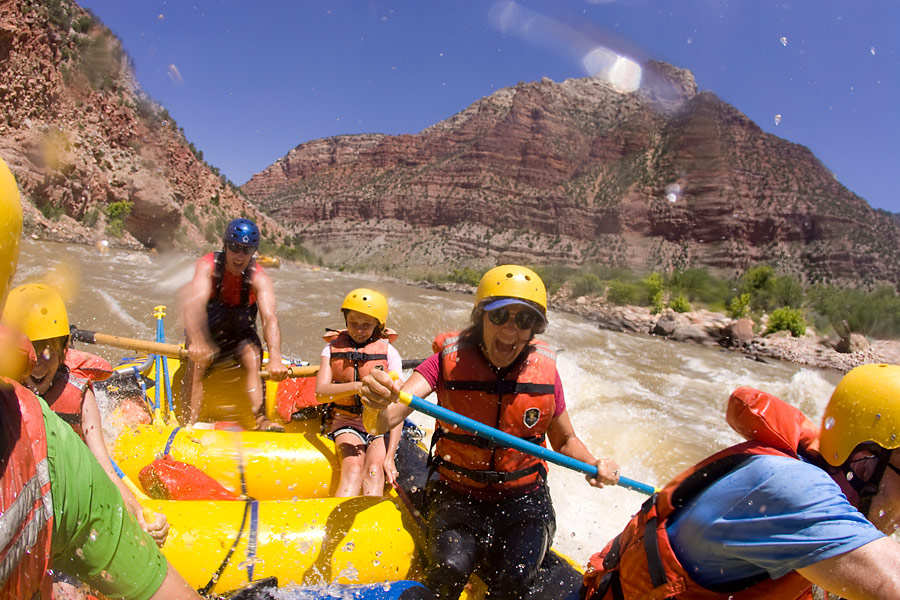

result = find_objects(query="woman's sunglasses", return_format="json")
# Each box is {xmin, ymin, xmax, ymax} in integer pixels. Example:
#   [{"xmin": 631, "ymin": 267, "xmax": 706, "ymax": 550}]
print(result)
[
  {"xmin": 487, "ymin": 306, "xmax": 540, "ymax": 330},
  {"xmin": 226, "ymin": 241, "xmax": 256, "ymax": 255}
]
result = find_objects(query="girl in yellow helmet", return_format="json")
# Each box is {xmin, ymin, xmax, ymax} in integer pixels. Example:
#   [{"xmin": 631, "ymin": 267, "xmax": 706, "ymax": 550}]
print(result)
[{"xmin": 315, "ymin": 288, "xmax": 404, "ymax": 497}]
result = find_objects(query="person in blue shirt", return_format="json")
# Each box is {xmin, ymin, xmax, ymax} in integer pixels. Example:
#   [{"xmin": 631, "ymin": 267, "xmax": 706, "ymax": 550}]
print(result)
[{"xmin": 583, "ymin": 365, "xmax": 900, "ymax": 600}]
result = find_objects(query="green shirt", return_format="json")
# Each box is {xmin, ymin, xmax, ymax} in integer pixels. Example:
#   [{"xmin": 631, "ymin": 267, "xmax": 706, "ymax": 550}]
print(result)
[{"xmin": 41, "ymin": 399, "xmax": 168, "ymax": 600}]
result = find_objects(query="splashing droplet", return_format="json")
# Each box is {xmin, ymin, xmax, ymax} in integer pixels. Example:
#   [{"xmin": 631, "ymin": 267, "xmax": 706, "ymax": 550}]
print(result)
[
  {"xmin": 870, "ymin": 46, "xmax": 876, "ymax": 56},
  {"xmin": 780, "ymin": 36, "xmax": 788, "ymax": 47},
  {"xmin": 824, "ymin": 416, "xmax": 835, "ymax": 430},
  {"xmin": 774, "ymin": 114, "xmax": 782, "ymax": 126}
]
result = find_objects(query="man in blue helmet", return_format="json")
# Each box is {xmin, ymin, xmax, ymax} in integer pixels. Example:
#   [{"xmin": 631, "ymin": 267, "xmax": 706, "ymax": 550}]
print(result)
[{"xmin": 180, "ymin": 218, "xmax": 288, "ymax": 431}]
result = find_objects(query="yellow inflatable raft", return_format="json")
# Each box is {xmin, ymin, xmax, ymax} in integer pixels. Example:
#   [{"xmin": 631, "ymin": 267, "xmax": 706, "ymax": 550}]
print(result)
[{"xmin": 105, "ymin": 337, "xmax": 582, "ymax": 598}]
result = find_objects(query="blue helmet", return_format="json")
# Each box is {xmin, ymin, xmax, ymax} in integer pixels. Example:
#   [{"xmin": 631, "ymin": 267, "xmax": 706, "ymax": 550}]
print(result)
[{"xmin": 223, "ymin": 218, "xmax": 260, "ymax": 246}]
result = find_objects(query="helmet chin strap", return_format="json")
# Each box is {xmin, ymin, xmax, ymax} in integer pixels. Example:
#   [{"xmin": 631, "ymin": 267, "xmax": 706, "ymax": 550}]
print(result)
[{"xmin": 846, "ymin": 447, "xmax": 893, "ymax": 519}]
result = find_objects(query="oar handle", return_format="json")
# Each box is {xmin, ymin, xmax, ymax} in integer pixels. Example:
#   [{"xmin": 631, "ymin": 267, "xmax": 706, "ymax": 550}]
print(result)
[
  {"xmin": 71, "ymin": 328, "xmax": 189, "ymax": 359},
  {"xmin": 259, "ymin": 365, "xmax": 319, "ymax": 379},
  {"xmin": 73, "ymin": 327, "xmax": 320, "ymax": 380},
  {"xmin": 391, "ymin": 383, "xmax": 656, "ymax": 495}
]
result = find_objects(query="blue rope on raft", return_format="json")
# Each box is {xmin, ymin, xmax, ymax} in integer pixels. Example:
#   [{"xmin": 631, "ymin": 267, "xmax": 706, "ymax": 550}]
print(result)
[{"xmin": 163, "ymin": 426, "xmax": 181, "ymax": 456}]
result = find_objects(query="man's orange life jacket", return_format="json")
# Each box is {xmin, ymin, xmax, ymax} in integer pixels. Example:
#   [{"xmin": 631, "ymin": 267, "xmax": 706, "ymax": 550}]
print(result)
[
  {"xmin": 432, "ymin": 333, "xmax": 557, "ymax": 496},
  {"xmin": 581, "ymin": 387, "xmax": 818, "ymax": 600},
  {"xmin": 0, "ymin": 379, "xmax": 53, "ymax": 600}
]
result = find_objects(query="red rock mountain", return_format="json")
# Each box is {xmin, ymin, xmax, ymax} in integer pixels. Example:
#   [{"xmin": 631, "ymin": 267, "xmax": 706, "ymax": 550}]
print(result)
[
  {"xmin": 0, "ymin": 0, "xmax": 288, "ymax": 250},
  {"xmin": 243, "ymin": 64, "xmax": 900, "ymax": 286}
]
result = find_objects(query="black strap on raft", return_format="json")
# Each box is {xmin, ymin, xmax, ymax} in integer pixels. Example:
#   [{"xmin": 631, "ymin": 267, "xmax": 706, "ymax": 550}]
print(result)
[
  {"xmin": 198, "ymin": 430, "xmax": 260, "ymax": 595},
  {"xmin": 212, "ymin": 251, "xmax": 255, "ymax": 307},
  {"xmin": 199, "ymin": 499, "xmax": 254, "ymax": 595}
]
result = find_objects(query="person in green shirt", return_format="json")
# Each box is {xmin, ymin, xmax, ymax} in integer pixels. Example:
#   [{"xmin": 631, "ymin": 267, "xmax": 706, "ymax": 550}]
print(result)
[{"xmin": 0, "ymin": 156, "xmax": 201, "ymax": 600}]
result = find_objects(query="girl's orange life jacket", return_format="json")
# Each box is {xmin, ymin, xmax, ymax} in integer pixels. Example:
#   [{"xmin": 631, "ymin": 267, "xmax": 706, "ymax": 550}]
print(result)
[
  {"xmin": 324, "ymin": 329, "xmax": 394, "ymax": 416},
  {"xmin": 0, "ymin": 378, "xmax": 53, "ymax": 600},
  {"xmin": 432, "ymin": 333, "xmax": 557, "ymax": 497},
  {"xmin": 581, "ymin": 387, "xmax": 819, "ymax": 600}
]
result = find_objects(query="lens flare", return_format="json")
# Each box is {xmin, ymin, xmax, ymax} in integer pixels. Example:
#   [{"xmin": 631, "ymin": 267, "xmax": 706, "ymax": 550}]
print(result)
[{"xmin": 582, "ymin": 48, "xmax": 642, "ymax": 93}]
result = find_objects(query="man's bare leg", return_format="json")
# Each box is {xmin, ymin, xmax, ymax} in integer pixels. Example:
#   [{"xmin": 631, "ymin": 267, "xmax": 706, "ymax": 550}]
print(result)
[{"xmin": 237, "ymin": 342, "xmax": 281, "ymax": 431}]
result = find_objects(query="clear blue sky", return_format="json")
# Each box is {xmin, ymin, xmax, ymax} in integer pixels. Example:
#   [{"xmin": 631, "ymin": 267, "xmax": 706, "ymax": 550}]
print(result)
[{"xmin": 78, "ymin": 1, "xmax": 900, "ymax": 214}]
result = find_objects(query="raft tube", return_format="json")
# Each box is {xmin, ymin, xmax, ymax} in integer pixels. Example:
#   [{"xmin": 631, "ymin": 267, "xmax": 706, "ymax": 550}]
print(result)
[
  {"xmin": 114, "ymin": 425, "xmax": 340, "ymax": 499},
  {"xmin": 142, "ymin": 496, "xmax": 420, "ymax": 595}
]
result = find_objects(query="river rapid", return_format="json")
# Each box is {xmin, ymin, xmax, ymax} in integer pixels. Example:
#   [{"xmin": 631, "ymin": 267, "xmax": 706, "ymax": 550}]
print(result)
[{"xmin": 14, "ymin": 238, "xmax": 842, "ymax": 568}]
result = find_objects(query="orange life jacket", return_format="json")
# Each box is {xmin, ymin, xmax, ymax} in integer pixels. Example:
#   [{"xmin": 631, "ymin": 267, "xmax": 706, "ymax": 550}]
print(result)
[
  {"xmin": 64, "ymin": 348, "xmax": 113, "ymax": 382},
  {"xmin": 325, "ymin": 330, "xmax": 392, "ymax": 415},
  {"xmin": 581, "ymin": 387, "xmax": 818, "ymax": 600},
  {"xmin": 43, "ymin": 366, "xmax": 89, "ymax": 441},
  {"xmin": 203, "ymin": 251, "xmax": 259, "ymax": 307},
  {"xmin": 0, "ymin": 379, "xmax": 53, "ymax": 600},
  {"xmin": 432, "ymin": 333, "xmax": 557, "ymax": 496}
]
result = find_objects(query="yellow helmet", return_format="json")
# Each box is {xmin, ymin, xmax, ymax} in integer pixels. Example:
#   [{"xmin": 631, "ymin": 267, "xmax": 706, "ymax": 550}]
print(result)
[
  {"xmin": 819, "ymin": 363, "xmax": 900, "ymax": 466},
  {"xmin": 341, "ymin": 288, "xmax": 388, "ymax": 328},
  {"xmin": 475, "ymin": 265, "xmax": 547, "ymax": 315},
  {"xmin": 2, "ymin": 284, "xmax": 70, "ymax": 342},
  {"xmin": 0, "ymin": 157, "xmax": 22, "ymax": 311}
]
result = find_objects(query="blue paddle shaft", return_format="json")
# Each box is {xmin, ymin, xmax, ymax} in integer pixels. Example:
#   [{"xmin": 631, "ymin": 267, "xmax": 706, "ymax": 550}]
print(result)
[{"xmin": 400, "ymin": 393, "xmax": 655, "ymax": 495}]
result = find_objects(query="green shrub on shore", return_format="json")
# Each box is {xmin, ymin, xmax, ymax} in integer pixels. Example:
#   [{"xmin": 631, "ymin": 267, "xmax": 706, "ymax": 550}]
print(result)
[
  {"xmin": 669, "ymin": 293, "xmax": 691, "ymax": 313},
  {"xmin": 105, "ymin": 200, "xmax": 132, "ymax": 238},
  {"xmin": 766, "ymin": 306, "xmax": 807, "ymax": 337},
  {"xmin": 727, "ymin": 293, "xmax": 751, "ymax": 319},
  {"xmin": 572, "ymin": 273, "xmax": 604, "ymax": 298},
  {"xmin": 607, "ymin": 279, "xmax": 648, "ymax": 306}
]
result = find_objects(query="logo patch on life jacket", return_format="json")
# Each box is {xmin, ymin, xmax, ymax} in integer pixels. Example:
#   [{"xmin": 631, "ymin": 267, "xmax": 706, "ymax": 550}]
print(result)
[{"xmin": 523, "ymin": 407, "xmax": 541, "ymax": 428}]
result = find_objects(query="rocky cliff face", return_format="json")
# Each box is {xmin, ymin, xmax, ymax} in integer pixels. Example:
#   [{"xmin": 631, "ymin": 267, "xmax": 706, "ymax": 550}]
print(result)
[
  {"xmin": 0, "ymin": 0, "xmax": 287, "ymax": 250},
  {"xmin": 244, "ymin": 62, "xmax": 900, "ymax": 285}
]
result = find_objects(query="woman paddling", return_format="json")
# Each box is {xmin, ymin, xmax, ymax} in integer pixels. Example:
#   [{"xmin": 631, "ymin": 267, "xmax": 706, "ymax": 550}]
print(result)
[{"xmin": 359, "ymin": 264, "xmax": 620, "ymax": 599}]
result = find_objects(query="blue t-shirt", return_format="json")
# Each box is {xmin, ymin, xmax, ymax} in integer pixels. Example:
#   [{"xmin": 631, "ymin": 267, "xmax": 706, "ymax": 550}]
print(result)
[{"xmin": 666, "ymin": 454, "xmax": 882, "ymax": 586}]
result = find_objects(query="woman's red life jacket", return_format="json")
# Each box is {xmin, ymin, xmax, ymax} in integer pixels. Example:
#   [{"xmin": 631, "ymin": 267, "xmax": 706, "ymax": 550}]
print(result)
[
  {"xmin": 325, "ymin": 330, "xmax": 392, "ymax": 416},
  {"xmin": 433, "ymin": 333, "xmax": 557, "ymax": 496},
  {"xmin": 581, "ymin": 387, "xmax": 819, "ymax": 600},
  {"xmin": 43, "ymin": 366, "xmax": 89, "ymax": 441},
  {"xmin": 0, "ymin": 378, "xmax": 54, "ymax": 600}
]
